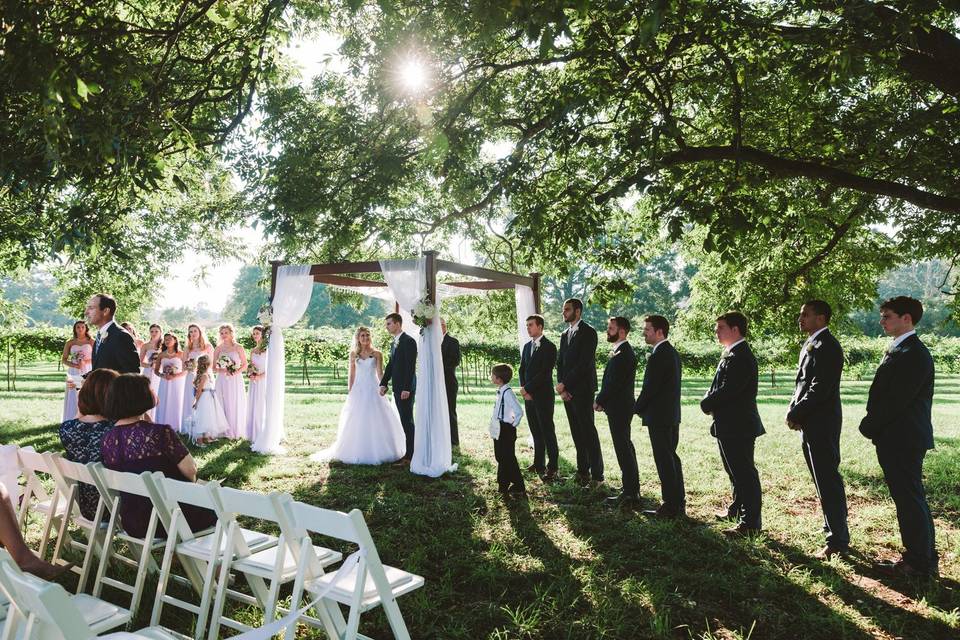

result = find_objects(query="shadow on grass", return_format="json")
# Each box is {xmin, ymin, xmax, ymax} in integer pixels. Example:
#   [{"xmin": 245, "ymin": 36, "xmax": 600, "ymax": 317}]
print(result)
[{"xmin": 845, "ymin": 435, "xmax": 960, "ymax": 529}]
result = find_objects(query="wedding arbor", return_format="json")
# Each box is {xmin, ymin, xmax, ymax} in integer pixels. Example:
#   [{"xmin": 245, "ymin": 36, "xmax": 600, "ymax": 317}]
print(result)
[{"xmin": 258, "ymin": 251, "xmax": 541, "ymax": 478}]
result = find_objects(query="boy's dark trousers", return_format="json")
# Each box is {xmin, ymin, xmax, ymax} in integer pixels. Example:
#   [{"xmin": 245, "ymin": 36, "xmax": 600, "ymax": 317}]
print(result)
[{"xmin": 494, "ymin": 422, "xmax": 525, "ymax": 492}]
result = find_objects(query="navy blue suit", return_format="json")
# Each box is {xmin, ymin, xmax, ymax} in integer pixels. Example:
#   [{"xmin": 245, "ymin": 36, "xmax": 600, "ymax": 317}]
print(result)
[
  {"xmin": 596, "ymin": 342, "xmax": 638, "ymax": 496},
  {"xmin": 700, "ymin": 341, "xmax": 765, "ymax": 529},
  {"xmin": 557, "ymin": 321, "xmax": 603, "ymax": 480},
  {"xmin": 519, "ymin": 336, "xmax": 558, "ymax": 473},
  {"xmin": 860, "ymin": 333, "xmax": 937, "ymax": 573},
  {"xmin": 381, "ymin": 332, "xmax": 417, "ymax": 459},
  {"xmin": 635, "ymin": 340, "xmax": 685, "ymax": 512},
  {"xmin": 91, "ymin": 322, "xmax": 141, "ymax": 374},
  {"xmin": 788, "ymin": 328, "xmax": 849, "ymax": 549}
]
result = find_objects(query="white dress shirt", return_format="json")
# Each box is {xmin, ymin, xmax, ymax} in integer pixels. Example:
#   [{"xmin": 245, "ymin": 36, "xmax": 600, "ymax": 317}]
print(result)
[
  {"xmin": 489, "ymin": 385, "xmax": 523, "ymax": 439},
  {"xmin": 566, "ymin": 318, "xmax": 582, "ymax": 340},
  {"xmin": 891, "ymin": 329, "xmax": 916, "ymax": 350},
  {"xmin": 610, "ymin": 339, "xmax": 626, "ymax": 355}
]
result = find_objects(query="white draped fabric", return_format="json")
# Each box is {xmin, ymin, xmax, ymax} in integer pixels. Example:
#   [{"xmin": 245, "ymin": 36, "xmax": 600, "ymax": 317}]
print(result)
[
  {"xmin": 380, "ymin": 259, "xmax": 456, "ymax": 477},
  {"xmin": 514, "ymin": 285, "xmax": 537, "ymax": 354},
  {"xmin": 256, "ymin": 265, "xmax": 314, "ymax": 454}
]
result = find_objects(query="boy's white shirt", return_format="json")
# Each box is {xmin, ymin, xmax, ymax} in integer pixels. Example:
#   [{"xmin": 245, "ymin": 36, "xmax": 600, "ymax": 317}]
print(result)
[{"xmin": 489, "ymin": 384, "xmax": 523, "ymax": 440}]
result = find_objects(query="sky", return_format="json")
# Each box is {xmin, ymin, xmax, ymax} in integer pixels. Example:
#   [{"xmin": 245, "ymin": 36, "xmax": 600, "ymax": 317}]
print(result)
[{"xmin": 156, "ymin": 33, "xmax": 344, "ymax": 313}]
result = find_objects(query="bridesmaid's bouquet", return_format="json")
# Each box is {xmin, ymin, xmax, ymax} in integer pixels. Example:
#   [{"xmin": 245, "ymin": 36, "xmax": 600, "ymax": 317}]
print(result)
[
  {"xmin": 217, "ymin": 354, "xmax": 238, "ymax": 374},
  {"xmin": 185, "ymin": 358, "xmax": 197, "ymax": 372},
  {"xmin": 67, "ymin": 352, "xmax": 83, "ymax": 367},
  {"xmin": 162, "ymin": 364, "xmax": 175, "ymax": 377},
  {"xmin": 247, "ymin": 364, "xmax": 261, "ymax": 379},
  {"xmin": 148, "ymin": 352, "xmax": 159, "ymax": 365}
]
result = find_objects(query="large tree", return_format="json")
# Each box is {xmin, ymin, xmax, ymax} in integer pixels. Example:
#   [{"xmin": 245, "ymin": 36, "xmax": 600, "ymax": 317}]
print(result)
[{"xmin": 243, "ymin": 0, "xmax": 960, "ymax": 326}]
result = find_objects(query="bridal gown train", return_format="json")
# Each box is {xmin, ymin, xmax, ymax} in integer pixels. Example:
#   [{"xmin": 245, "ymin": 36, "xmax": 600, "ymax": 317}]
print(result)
[{"xmin": 311, "ymin": 356, "xmax": 406, "ymax": 465}]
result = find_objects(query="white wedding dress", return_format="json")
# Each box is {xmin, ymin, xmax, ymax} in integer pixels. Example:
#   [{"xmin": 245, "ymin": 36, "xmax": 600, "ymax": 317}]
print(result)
[{"xmin": 311, "ymin": 356, "xmax": 406, "ymax": 465}]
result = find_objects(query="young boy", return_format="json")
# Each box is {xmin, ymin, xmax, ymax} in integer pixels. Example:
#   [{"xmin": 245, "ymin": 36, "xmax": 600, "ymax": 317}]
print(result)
[{"xmin": 490, "ymin": 363, "xmax": 525, "ymax": 495}]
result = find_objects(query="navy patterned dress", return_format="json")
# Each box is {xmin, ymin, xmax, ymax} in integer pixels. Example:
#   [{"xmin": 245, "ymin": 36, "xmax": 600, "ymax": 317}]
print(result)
[{"xmin": 58, "ymin": 418, "xmax": 113, "ymax": 520}]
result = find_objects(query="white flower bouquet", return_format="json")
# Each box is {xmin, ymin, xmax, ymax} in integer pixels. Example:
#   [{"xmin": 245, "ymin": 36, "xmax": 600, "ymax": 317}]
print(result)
[
  {"xmin": 185, "ymin": 358, "xmax": 197, "ymax": 372},
  {"xmin": 247, "ymin": 364, "xmax": 261, "ymax": 379},
  {"xmin": 217, "ymin": 354, "xmax": 238, "ymax": 374},
  {"xmin": 67, "ymin": 352, "xmax": 83, "ymax": 367},
  {"xmin": 412, "ymin": 297, "xmax": 437, "ymax": 328}
]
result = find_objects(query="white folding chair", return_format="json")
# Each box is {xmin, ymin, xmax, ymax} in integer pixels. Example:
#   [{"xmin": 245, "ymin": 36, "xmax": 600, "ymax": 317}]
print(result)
[
  {"xmin": 206, "ymin": 487, "xmax": 342, "ymax": 639},
  {"xmin": 148, "ymin": 475, "xmax": 275, "ymax": 640},
  {"xmin": 282, "ymin": 502, "xmax": 424, "ymax": 640},
  {"xmin": 87, "ymin": 465, "xmax": 173, "ymax": 623},
  {"xmin": 15, "ymin": 448, "xmax": 69, "ymax": 561},
  {"xmin": 45, "ymin": 455, "xmax": 110, "ymax": 594},
  {"xmin": 0, "ymin": 548, "xmax": 132, "ymax": 639}
]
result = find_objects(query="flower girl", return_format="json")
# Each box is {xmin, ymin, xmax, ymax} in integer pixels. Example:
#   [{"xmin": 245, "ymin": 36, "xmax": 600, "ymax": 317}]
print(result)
[{"xmin": 188, "ymin": 355, "xmax": 229, "ymax": 445}]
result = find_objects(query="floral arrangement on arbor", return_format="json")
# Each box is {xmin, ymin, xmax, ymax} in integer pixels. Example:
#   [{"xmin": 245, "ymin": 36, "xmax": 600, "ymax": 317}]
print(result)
[
  {"xmin": 257, "ymin": 304, "xmax": 273, "ymax": 349},
  {"xmin": 412, "ymin": 297, "xmax": 437, "ymax": 328}
]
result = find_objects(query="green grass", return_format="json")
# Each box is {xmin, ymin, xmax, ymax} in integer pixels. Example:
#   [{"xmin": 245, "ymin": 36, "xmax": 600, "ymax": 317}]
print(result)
[{"xmin": 2, "ymin": 362, "xmax": 959, "ymax": 639}]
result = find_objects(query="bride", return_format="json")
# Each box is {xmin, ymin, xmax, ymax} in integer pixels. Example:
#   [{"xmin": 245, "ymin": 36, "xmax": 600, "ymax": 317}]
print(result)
[{"xmin": 311, "ymin": 326, "xmax": 407, "ymax": 465}]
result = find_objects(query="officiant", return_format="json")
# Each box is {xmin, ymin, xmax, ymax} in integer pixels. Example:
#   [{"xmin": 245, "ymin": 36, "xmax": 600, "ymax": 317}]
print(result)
[{"xmin": 440, "ymin": 319, "xmax": 461, "ymax": 448}]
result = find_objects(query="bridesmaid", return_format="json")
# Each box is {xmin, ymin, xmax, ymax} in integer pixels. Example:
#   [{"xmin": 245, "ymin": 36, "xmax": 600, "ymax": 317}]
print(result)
[
  {"xmin": 140, "ymin": 324, "xmax": 163, "ymax": 400},
  {"xmin": 61, "ymin": 321, "xmax": 94, "ymax": 421},
  {"xmin": 244, "ymin": 325, "xmax": 268, "ymax": 442},
  {"xmin": 213, "ymin": 324, "xmax": 248, "ymax": 439},
  {"xmin": 121, "ymin": 322, "xmax": 144, "ymax": 352},
  {"xmin": 154, "ymin": 332, "xmax": 187, "ymax": 432},
  {"xmin": 181, "ymin": 324, "xmax": 213, "ymax": 427}
]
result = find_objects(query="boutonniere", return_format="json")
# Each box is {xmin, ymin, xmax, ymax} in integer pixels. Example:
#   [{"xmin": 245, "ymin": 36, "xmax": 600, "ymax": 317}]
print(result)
[
  {"xmin": 644, "ymin": 352, "xmax": 651, "ymax": 361},
  {"xmin": 805, "ymin": 340, "xmax": 822, "ymax": 353}
]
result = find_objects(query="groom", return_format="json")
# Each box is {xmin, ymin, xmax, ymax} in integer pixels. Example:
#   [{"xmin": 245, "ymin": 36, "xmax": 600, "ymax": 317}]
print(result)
[
  {"xmin": 379, "ymin": 312, "xmax": 417, "ymax": 463},
  {"xmin": 85, "ymin": 293, "xmax": 140, "ymax": 374}
]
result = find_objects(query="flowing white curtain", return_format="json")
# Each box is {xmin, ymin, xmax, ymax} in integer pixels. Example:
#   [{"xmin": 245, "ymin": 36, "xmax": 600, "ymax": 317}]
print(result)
[
  {"xmin": 380, "ymin": 259, "xmax": 455, "ymax": 477},
  {"xmin": 514, "ymin": 285, "xmax": 537, "ymax": 354},
  {"xmin": 255, "ymin": 265, "xmax": 314, "ymax": 454}
]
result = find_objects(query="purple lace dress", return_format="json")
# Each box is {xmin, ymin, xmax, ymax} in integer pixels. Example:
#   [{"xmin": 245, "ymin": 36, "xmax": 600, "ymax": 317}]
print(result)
[{"xmin": 100, "ymin": 421, "xmax": 216, "ymax": 538}]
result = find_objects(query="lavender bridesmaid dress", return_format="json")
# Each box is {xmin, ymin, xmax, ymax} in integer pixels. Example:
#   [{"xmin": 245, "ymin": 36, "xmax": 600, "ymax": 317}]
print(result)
[
  {"xmin": 216, "ymin": 351, "xmax": 248, "ymax": 439},
  {"xmin": 62, "ymin": 344, "xmax": 92, "ymax": 421},
  {"xmin": 244, "ymin": 350, "xmax": 268, "ymax": 442},
  {"xmin": 155, "ymin": 357, "xmax": 185, "ymax": 432}
]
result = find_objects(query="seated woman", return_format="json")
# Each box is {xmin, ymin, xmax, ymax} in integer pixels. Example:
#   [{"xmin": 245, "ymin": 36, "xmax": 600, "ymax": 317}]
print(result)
[
  {"xmin": 59, "ymin": 368, "xmax": 119, "ymax": 521},
  {"xmin": 0, "ymin": 481, "xmax": 64, "ymax": 579},
  {"xmin": 101, "ymin": 374, "xmax": 216, "ymax": 538}
]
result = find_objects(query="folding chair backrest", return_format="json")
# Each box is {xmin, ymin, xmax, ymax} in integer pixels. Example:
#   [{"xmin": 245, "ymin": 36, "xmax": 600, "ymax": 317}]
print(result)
[
  {"xmin": 50, "ymin": 458, "xmax": 98, "ymax": 488},
  {"xmin": 92, "ymin": 465, "xmax": 172, "ymax": 532},
  {"xmin": 216, "ymin": 486, "xmax": 281, "ymax": 523},
  {"xmin": 0, "ymin": 550, "xmax": 94, "ymax": 640},
  {"xmin": 152, "ymin": 475, "xmax": 222, "ymax": 541},
  {"xmin": 283, "ymin": 501, "xmax": 361, "ymax": 545},
  {"xmin": 15, "ymin": 448, "xmax": 50, "ymax": 477}
]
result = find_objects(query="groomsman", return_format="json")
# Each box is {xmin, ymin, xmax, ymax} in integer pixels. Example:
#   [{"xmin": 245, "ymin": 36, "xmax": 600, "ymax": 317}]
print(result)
[
  {"xmin": 84, "ymin": 293, "xmax": 140, "ymax": 374},
  {"xmin": 379, "ymin": 313, "xmax": 417, "ymax": 463},
  {"xmin": 518, "ymin": 314, "xmax": 559, "ymax": 480},
  {"xmin": 786, "ymin": 300, "xmax": 849, "ymax": 558},
  {"xmin": 440, "ymin": 319, "xmax": 461, "ymax": 447},
  {"xmin": 556, "ymin": 298, "xmax": 604, "ymax": 487},
  {"xmin": 634, "ymin": 315, "xmax": 685, "ymax": 518},
  {"xmin": 594, "ymin": 317, "xmax": 639, "ymax": 507},
  {"xmin": 859, "ymin": 296, "xmax": 938, "ymax": 578},
  {"xmin": 700, "ymin": 312, "xmax": 765, "ymax": 535}
]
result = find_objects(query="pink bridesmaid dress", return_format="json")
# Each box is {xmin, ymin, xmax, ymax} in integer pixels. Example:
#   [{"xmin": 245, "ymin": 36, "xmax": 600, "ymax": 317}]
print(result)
[
  {"xmin": 216, "ymin": 351, "xmax": 248, "ymax": 439},
  {"xmin": 181, "ymin": 349, "xmax": 207, "ymax": 426},
  {"xmin": 244, "ymin": 350, "xmax": 268, "ymax": 442},
  {"xmin": 62, "ymin": 344, "xmax": 92, "ymax": 421},
  {"xmin": 155, "ymin": 357, "xmax": 185, "ymax": 432}
]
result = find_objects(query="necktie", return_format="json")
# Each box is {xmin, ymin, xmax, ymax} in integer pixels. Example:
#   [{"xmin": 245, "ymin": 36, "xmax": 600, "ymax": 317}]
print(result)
[
  {"xmin": 391, "ymin": 340, "xmax": 397, "ymax": 357},
  {"xmin": 94, "ymin": 330, "xmax": 102, "ymax": 355}
]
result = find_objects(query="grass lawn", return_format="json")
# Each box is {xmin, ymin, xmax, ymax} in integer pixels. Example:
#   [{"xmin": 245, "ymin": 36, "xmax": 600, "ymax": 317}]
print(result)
[{"xmin": 2, "ymin": 361, "xmax": 959, "ymax": 639}]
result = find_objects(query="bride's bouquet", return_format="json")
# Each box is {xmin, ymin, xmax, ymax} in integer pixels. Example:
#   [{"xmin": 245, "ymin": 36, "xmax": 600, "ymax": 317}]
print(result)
[
  {"xmin": 217, "ymin": 354, "xmax": 238, "ymax": 374},
  {"xmin": 412, "ymin": 297, "xmax": 437, "ymax": 328}
]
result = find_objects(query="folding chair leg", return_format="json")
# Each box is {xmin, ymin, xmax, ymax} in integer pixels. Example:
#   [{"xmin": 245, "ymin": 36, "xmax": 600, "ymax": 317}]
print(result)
[
  {"xmin": 129, "ymin": 512, "xmax": 160, "ymax": 619},
  {"xmin": 92, "ymin": 503, "xmax": 120, "ymax": 599},
  {"xmin": 381, "ymin": 596, "xmax": 413, "ymax": 640},
  {"xmin": 206, "ymin": 522, "xmax": 238, "ymax": 640},
  {"xmin": 76, "ymin": 500, "xmax": 105, "ymax": 594},
  {"xmin": 150, "ymin": 511, "xmax": 181, "ymax": 627},
  {"xmin": 37, "ymin": 493, "xmax": 61, "ymax": 560},
  {"xmin": 193, "ymin": 526, "xmax": 224, "ymax": 640}
]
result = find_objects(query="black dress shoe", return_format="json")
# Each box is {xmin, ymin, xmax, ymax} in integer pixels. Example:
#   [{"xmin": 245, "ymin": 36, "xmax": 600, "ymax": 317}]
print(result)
[
  {"xmin": 715, "ymin": 510, "xmax": 738, "ymax": 521},
  {"xmin": 643, "ymin": 506, "xmax": 685, "ymax": 519},
  {"xmin": 723, "ymin": 524, "xmax": 762, "ymax": 537},
  {"xmin": 525, "ymin": 464, "xmax": 540, "ymax": 473},
  {"xmin": 573, "ymin": 472, "xmax": 590, "ymax": 487},
  {"xmin": 874, "ymin": 559, "xmax": 938, "ymax": 579},
  {"xmin": 542, "ymin": 469, "xmax": 559, "ymax": 482},
  {"xmin": 814, "ymin": 545, "xmax": 849, "ymax": 560},
  {"xmin": 605, "ymin": 493, "xmax": 641, "ymax": 508}
]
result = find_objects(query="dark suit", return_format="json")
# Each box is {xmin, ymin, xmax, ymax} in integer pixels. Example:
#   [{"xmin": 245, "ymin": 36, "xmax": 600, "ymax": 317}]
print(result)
[
  {"xmin": 557, "ymin": 321, "xmax": 603, "ymax": 480},
  {"xmin": 700, "ymin": 341, "xmax": 765, "ymax": 529},
  {"xmin": 859, "ymin": 332, "xmax": 937, "ymax": 573},
  {"xmin": 788, "ymin": 328, "xmax": 849, "ymax": 549},
  {"xmin": 634, "ymin": 340, "xmax": 685, "ymax": 512},
  {"xmin": 380, "ymin": 332, "xmax": 417, "ymax": 459},
  {"xmin": 441, "ymin": 333, "xmax": 461, "ymax": 446},
  {"xmin": 519, "ymin": 336, "xmax": 558, "ymax": 473},
  {"xmin": 596, "ymin": 342, "xmax": 638, "ymax": 496},
  {"xmin": 91, "ymin": 322, "xmax": 141, "ymax": 374}
]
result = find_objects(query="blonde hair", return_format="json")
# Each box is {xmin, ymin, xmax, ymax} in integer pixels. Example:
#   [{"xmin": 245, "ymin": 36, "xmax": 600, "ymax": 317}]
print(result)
[
  {"xmin": 217, "ymin": 324, "xmax": 235, "ymax": 341},
  {"xmin": 187, "ymin": 323, "xmax": 208, "ymax": 351},
  {"xmin": 351, "ymin": 326, "xmax": 371, "ymax": 356}
]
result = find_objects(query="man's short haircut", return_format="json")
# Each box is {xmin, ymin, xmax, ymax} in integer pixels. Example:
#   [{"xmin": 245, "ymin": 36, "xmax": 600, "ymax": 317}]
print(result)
[
  {"xmin": 644, "ymin": 315, "xmax": 670, "ymax": 338},
  {"xmin": 717, "ymin": 311, "xmax": 748, "ymax": 336},
  {"xmin": 491, "ymin": 363, "xmax": 513, "ymax": 384},
  {"xmin": 77, "ymin": 368, "xmax": 119, "ymax": 416},
  {"xmin": 563, "ymin": 298, "xmax": 584, "ymax": 312},
  {"xmin": 526, "ymin": 314, "xmax": 545, "ymax": 327},
  {"xmin": 104, "ymin": 374, "xmax": 156, "ymax": 420},
  {"xmin": 609, "ymin": 316, "xmax": 631, "ymax": 334},
  {"xmin": 804, "ymin": 299, "xmax": 832, "ymax": 323},
  {"xmin": 880, "ymin": 296, "xmax": 924, "ymax": 325},
  {"xmin": 385, "ymin": 312, "xmax": 403, "ymax": 324},
  {"xmin": 94, "ymin": 293, "xmax": 117, "ymax": 317}
]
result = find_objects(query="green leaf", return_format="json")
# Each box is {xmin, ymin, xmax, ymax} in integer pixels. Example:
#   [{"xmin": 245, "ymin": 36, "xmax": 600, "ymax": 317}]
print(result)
[{"xmin": 76, "ymin": 77, "xmax": 89, "ymax": 100}]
